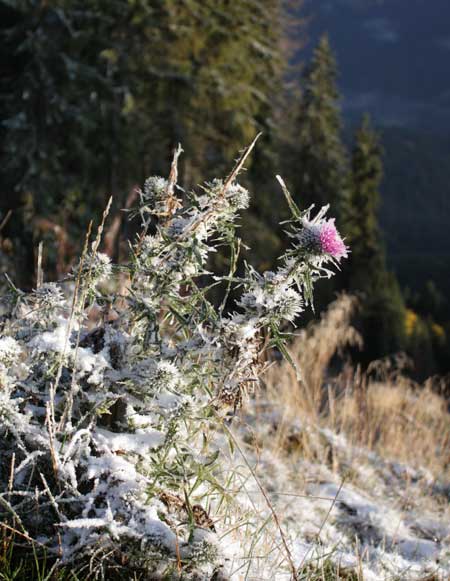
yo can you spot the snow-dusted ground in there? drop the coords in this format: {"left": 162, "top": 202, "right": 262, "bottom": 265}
{"left": 220, "top": 405, "right": 450, "bottom": 580}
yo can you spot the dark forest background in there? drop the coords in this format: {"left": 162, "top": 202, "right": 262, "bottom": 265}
{"left": 1, "top": 0, "right": 449, "bottom": 381}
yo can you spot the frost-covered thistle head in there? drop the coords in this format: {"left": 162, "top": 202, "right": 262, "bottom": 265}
{"left": 131, "top": 359, "right": 182, "bottom": 396}
{"left": 297, "top": 217, "right": 347, "bottom": 260}
{"left": 31, "top": 282, "right": 65, "bottom": 310}
{"left": 142, "top": 176, "right": 169, "bottom": 214}
{"left": 139, "top": 234, "right": 162, "bottom": 259}
{"left": 73, "top": 250, "right": 112, "bottom": 283}
{"left": 0, "top": 336, "right": 21, "bottom": 367}
{"left": 206, "top": 179, "right": 250, "bottom": 211}
{"left": 144, "top": 176, "right": 167, "bottom": 199}
{"left": 276, "top": 287, "right": 305, "bottom": 322}
{"left": 239, "top": 283, "right": 303, "bottom": 324}
{"left": 225, "top": 182, "right": 250, "bottom": 210}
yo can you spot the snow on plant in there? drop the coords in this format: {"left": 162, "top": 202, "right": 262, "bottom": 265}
{"left": 0, "top": 140, "right": 347, "bottom": 579}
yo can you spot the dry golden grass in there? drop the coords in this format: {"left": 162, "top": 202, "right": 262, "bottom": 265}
{"left": 262, "top": 294, "right": 450, "bottom": 480}
{"left": 329, "top": 371, "right": 450, "bottom": 479}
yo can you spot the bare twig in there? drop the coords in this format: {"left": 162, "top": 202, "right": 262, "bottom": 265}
{"left": 166, "top": 144, "right": 183, "bottom": 216}
{"left": 36, "top": 241, "right": 44, "bottom": 288}
{"left": 7, "top": 454, "right": 15, "bottom": 497}
{"left": 0, "top": 209, "right": 12, "bottom": 233}
{"left": 221, "top": 133, "right": 262, "bottom": 197}
{"left": 0, "top": 522, "right": 46, "bottom": 548}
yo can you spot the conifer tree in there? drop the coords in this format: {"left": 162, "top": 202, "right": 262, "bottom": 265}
{"left": 284, "top": 35, "right": 349, "bottom": 310}
{"left": 344, "top": 115, "right": 384, "bottom": 288}
{"left": 344, "top": 115, "right": 406, "bottom": 359}
{"left": 290, "top": 35, "right": 349, "bottom": 211}
{"left": 0, "top": 0, "right": 291, "bottom": 284}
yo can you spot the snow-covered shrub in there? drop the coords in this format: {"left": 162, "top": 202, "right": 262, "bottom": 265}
{"left": 0, "top": 143, "right": 347, "bottom": 579}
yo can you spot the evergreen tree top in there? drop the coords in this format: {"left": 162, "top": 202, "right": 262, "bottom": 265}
{"left": 302, "top": 34, "right": 339, "bottom": 105}
{"left": 351, "top": 114, "right": 383, "bottom": 214}
{"left": 291, "top": 34, "right": 349, "bottom": 210}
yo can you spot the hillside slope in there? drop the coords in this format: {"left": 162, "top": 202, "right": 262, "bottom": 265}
{"left": 226, "top": 406, "right": 450, "bottom": 580}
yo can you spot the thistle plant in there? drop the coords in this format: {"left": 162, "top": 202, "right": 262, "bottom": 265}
{"left": 0, "top": 141, "right": 347, "bottom": 579}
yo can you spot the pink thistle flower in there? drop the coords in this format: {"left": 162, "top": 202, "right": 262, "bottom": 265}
{"left": 297, "top": 217, "right": 348, "bottom": 260}
{"left": 318, "top": 219, "right": 348, "bottom": 259}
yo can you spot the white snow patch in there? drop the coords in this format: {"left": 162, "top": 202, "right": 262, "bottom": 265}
{"left": 94, "top": 427, "right": 164, "bottom": 454}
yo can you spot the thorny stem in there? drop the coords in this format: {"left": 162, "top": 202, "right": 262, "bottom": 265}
{"left": 221, "top": 133, "right": 262, "bottom": 197}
